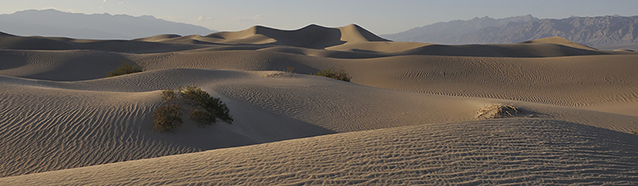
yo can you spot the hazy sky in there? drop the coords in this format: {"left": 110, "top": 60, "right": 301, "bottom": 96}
{"left": 1, "top": 0, "right": 637, "bottom": 34}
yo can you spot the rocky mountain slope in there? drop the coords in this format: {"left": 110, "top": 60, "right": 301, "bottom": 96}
{"left": 383, "top": 15, "right": 638, "bottom": 50}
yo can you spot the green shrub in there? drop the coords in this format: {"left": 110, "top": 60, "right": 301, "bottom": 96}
{"left": 107, "top": 62, "right": 144, "bottom": 77}
{"left": 179, "top": 86, "right": 211, "bottom": 106}
{"left": 313, "top": 67, "right": 351, "bottom": 82}
{"left": 189, "top": 109, "right": 216, "bottom": 125}
{"left": 153, "top": 104, "right": 183, "bottom": 132}
{"left": 179, "top": 86, "right": 233, "bottom": 124}
{"left": 152, "top": 86, "right": 232, "bottom": 132}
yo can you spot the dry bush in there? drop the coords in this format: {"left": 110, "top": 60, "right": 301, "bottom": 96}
{"left": 476, "top": 104, "right": 520, "bottom": 120}
{"left": 313, "top": 67, "right": 351, "bottom": 82}
{"left": 153, "top": 104, "right": 183, "bottom": 132}
{"left": 286, "top": 66, "right": 295, "bottom": 73}
{"left": 161, "top": 89, "right": 176, "bottom": 102}
{"left": 107, "top": 62, "right": 144, "bottom": 77}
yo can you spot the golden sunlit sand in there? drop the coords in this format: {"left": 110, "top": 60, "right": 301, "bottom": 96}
{"left": 1, "top": 24, "right": 637, "bottom": 185}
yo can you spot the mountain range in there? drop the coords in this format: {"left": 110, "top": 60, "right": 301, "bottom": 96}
{"left": 0, "top": 9, "right": 214, "bottom": 40}
{"left": 382, "top": 15, "right": 638, "bottom": 50}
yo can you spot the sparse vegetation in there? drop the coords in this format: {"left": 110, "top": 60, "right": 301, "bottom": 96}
{"left": 632, "top": 129, "right": 638, "bottom": 135}
{"left": 476, "top": 104, "right": 520, "bottom": 120}
{"left": 179, "top": 86, "right": 233, "bottom": 124}
{"left": 189, "top": 109, "right": 216, "bottom": 125}
{"left": 153, "top": 104, "right": 183, "bottom": 132}
{"left": 286, "top": 67, "right": 295, "bottom": 73}
{"left": 161, "top": 89, "right": 176, "bottom": 102}
{"left": 313, "top": 66, "right": 351, "bottom": 82}
{"left": 107, "top": 62, "right": 144, "bottom": 77}
{"left": 153, "top": 86, "right": 233, "bottom": 132}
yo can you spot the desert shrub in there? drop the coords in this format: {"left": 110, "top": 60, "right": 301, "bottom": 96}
{"left": 189, "top": 109, "right": 216, "bottom": 125}
{"left": 152, "top": 86, "right": 232, "bottom": 132}
{"left": 476, "top": 104, "right": 520, "bottom": 120}
{"left": 632, "top": 129, "right": 638, "bottom": 135}
{"left": 313, "top": 67, "right": 351, "bottom": 82}
{"left": 153, "top": 104, "right": 183, "bottom": 132}
{"left": 286, "top": 66, "right": 295, "bottom": 73}
{"left": 161, "top": 89, "right": 177, "bottom": 102}
{"left": 178, "top": 86, "right": 233, "bottom": 124}
{"left": 179, "top": 86, "right": 211, "bottom": 106}
{"left": 107, "top": 62, "right": 144, "bottom": 77}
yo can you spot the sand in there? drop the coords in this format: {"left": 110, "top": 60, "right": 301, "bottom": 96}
{"left": 1, "top": 24, "right": 637, "bottom": 184}
{"left": 3, "top": 118, "right": 637, "bottom": 185}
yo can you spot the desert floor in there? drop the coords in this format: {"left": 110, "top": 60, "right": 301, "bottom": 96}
{"left": 1, "top": 24, "right": 637, "bottom": 185}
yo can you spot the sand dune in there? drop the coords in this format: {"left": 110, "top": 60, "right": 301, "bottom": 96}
{"left": 5, "top": 48, "right": 636, "bottom": 108}
{"left": 133, "top": 34, "right": 182, "bottom": 42}
{"left": 0, "top": 33, "right": 77, "bottom": 50}
{"left": 522, "top": 36, "right": 599, "bottom": 51}
{"left": 1, "top": 24, "right": 637, "bottom": 184}
{"left": 395, "top": 42, "right": 608, "bottom": 57}
{"left": 204, "top": 24, "right": 388, "bottom": 48}
{"left": 0, "top": 69, "right": 480, "bottom": 177}
{"left": 1, "top": 68, "right": 637, "bottom": 178}
{"left": 2, "top": 118, "right": 636, "bottom": 185}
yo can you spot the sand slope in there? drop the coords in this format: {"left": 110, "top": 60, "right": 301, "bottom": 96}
{"left": 521, "top": 36, "right": 599, "bottom": 51}
{"left": 3, "top": 49, "right": 637, "bottom": 109}
{"left": 2, "top": 118, "right": 636, "bottom": 185}
{"left": 1, "top": 68, "right": 637, "bottom": 178}
{"left": 0, "top": 70, "right": 332, "bottom": 177}
{"left": 0, "top": 33, "right": 77, "bottom": 50}
{"left": 0, "top": 68, "right": 477, "bottom": 177}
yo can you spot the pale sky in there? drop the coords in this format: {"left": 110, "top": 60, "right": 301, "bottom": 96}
{"left": 1, "top": 0, "right": 637, "bottom": 34}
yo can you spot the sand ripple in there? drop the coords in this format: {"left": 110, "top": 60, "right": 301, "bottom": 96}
{"left": 2, "top": 119, "right": 636, "bottom": 185}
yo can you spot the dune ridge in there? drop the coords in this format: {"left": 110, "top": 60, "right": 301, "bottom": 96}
{"left": 4, "top": 49, "right": 636, "bottom": 108}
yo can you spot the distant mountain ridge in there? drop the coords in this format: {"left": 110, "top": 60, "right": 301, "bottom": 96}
{"left": 383, "top": 15, "right": 638, "bottom": 50}
{"left": 383, "top": 15, "right": 538, "bottom": 44}
{"left": 0, "top": 9, "right": 215, "bottom": 39}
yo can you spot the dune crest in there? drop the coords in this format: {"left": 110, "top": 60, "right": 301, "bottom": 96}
{"left": 522, "top": 36, "right": 598, "bottom": 50}
{"left": 0, "top": 31, "right": 16, "bottom": 37}
{"left": 204, "top": 24, "right": 388, "bottom": 48}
